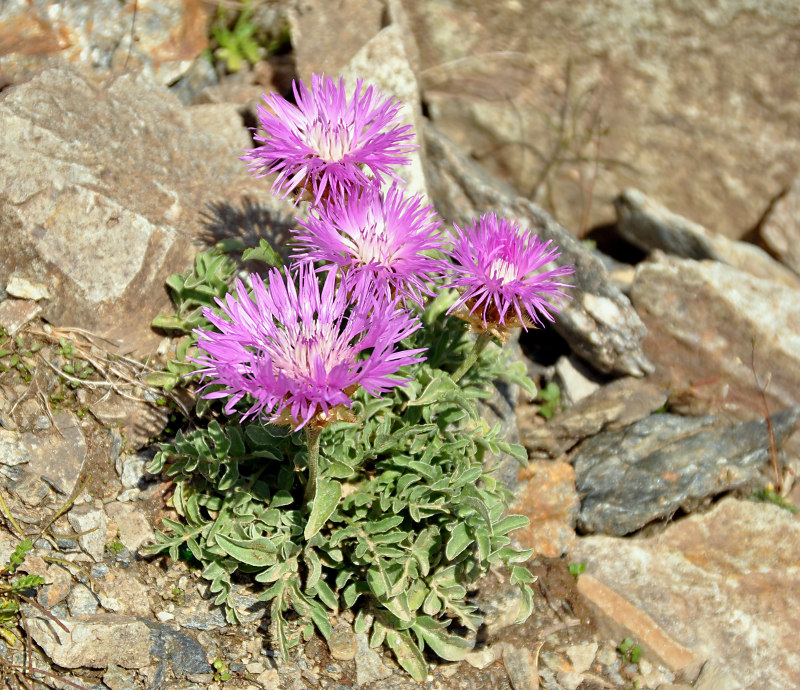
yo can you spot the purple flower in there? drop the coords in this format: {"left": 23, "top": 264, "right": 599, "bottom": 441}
{"left": 292, "top": 184, "right": 445, "bottom": 306}
{"left": 241, "top": 74, "right": 416, "bottom": 205}
{"left": 444, "top": 213, "right": 574, "bottom": 331}
{"left": 192, "top": 265, "right": 425, "bottom": 430}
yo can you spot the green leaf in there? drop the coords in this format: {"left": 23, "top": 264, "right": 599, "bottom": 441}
{"left": 214, "top": 534, "right": 276, "bottom": 567}
{"left": 493, "top": 514, "right": 530, "bottom": 536}
{"left": 385, "top": 628, "right": 427, "bottom": 682}
{"left": 412, "top": 616, "right": 472, "bottom": 661}
{"left": 304, "top": 478, "right": 342, "bottom": 540}
{"left": 445, "top": 523, "right": 471, "bottom": 560}
{"left": 242, "top": 239, "right": 283, "bottom": 268}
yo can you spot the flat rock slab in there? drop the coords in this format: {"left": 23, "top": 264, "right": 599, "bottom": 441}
{"left": 572, "top": 498, "right": 800, "bottom": 690}
{"left": 631, "top": 254, "right": 800, "bottom": 422}
{"left": 0, "top": 65, "right": 292, "bottom": 357}
{"left": 574, "top": 408, "right": 800, "bottom": 535}
{"left": 19, "top": 411, "right": 86, "bottom": 498}
{"left": 28, "top": 614, "right": 152, "bottom": 669}
{"left": 760, "top": 173, "right": 800, "bottom": 274}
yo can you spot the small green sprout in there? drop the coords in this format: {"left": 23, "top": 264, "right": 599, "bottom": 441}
{"left": 213, "top": 659, "right": 232, "bottom": 682}
{"left": 751, "top": 485, "right": 798, "bottom": 514}
{"left": 537, "top": 381, "right": 562, "bottom": 419}
{"left": 568, "top": 561, "right": 586, "bottom": 579}
{"left": 105, "top": 541, "right": 125, "bottom": 555}
{"left": 619, "top": 637, "right": 643, "bottom": 664}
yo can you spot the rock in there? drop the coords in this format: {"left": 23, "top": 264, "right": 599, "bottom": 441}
{"left": 89, "top": 394, "right": 168, "bottom": 452}
{"left": 19, "top": 411, "right": 86, "bottom": 497}
{"left": 573, "top": 499, "right": 800, "bottom": 689}
{"left": 502, "top": 645, "right": 538, "bottom": 690}
{"left": 694, "top": 660, "right": 742, "bottom": 690}
{"left": 147, "top": 621, "right": 212, "bottom": 677}
{"left": 0, "top": 65, "right": 293, "bottom": 358}
{"left": 509, "top": 460, "right": 578, "bottom": 558}
{"left": 354, "top": 631, "right": 392, "bottom": 686}
{"left": 554, "top": 355, "right": 601, "bottom": 405}
{"left": 105, "top": 502, "right": 155, "bottom": 554}
{"left": 67, "top": 583, "right": 100, "bottom": 617}
{"left": 0, "top": 298, "right": 41, "bottom": 336}
{"left": 175, "top": 587, "right": 266, "bottom": 630}
{"left": 406, "top": 0, "right": 800, "bottom": 240}
{"left": 341, "top": 23, "right": 428, "bottom": 200}
{"left": 566, "top": 642, "right": 598, "bottom": 674}
{"left": 255, "top": 668, "right": 280, "bottom": 690}
{"left": 287, "top": 0, "right": 385, "bottom": 83}
{"left": 67, "top": 503, "right": 109, "bottom": 562}
{"left": 6, "top": 275, "right": 51, "bottom": 300}
{"left": 37, "top": 564, "right": 72, "bottom": 609}
{"left": 614, "top": 189, "right": 800, "bottom": 288}
{"left": 480, "top": 585, "right": 524, "bottom": 638}
{"left": 465, "top": 643, "right": 504, "bottom": 669}
{"left": 0, "top": 428, "right": 29, "bottom": 467}
{"left": 521, "top": 377, "right": 668, "bottom": 459}
{"left": 424, "top": 121, "right": 652, "bottom": 377}
{"left": 631, "top": 254, "right": 800, "bottom": 421}
{"left": 27, "top": 614, "right": 152, "bottom": 669}
{"left": 95, "top": 567, "right": 151, "bottom": 617}
{"left": 103, "top": 664, "right": 141, "bottom": 690}
{"left": 327, "top": 624, "right": 358, "bottom": 661}
{"left": 760, "top": 173, "right": 800, "bottom": 274}
{"left": 0, "top": 0, "right": 210, "bottom": 86}
{"left": 574, "top": 408, "right": 800, "bottom": 535}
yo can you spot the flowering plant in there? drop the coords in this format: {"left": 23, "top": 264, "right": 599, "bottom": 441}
{"left": 148, "top": 74, "right": 573, "bottom": 680}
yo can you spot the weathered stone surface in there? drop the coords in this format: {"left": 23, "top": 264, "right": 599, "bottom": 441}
{"left": 67, "top": 583, "right": 99, "bottom": 617}
{"left": 28, "top": 614, "right": 152, "bottom": 668}
{"left": 19, "top": 411, "right": 86, "bottom": 497}
{"left": 327, "top": 624, "right": 358, "bottom": 661}
{"left": 90, "top": 392, "right": 168, "bottom": 451}
{"left": 405, "top": 0, "right": 800, "bottom": 240}
{"left": 96, "top": 567, "right": 151, "bottom": 617}
{"left": 67, "top": 503, "right": 108, "bottom": 562}
{"left": 288, "top": 0, "right": 385, "bottom": 83}
{"left": 615, "top": 189, "right": 800, "bottom": 288}
{"left": 0, "top": 427, "right": 29, "bottom": 467}
{"left": 760, "top": 173, "right": 800, "bottom": 275}
{"left": 341, "top": 23, "right": 428, "bottom": 200}
{"left": 0, "top": 298, "right": 41, "bottom": 336}
{"left": 355, "top": 631, "right": 392, "bottom": 686}
{"left": 0, "top": 65, "right": 293, "bottom": 357}
{"left": 522, "top": 377, "right": 668, "bottom": 459}
{"left": 631, "top": 254, "right": 800, "bottom": 420}
{"left": 424, "top": 121, "right": 651, "bottom": 377}
{"left": 502, "top": 645, "right": 538, "bottom": 690}
{"left": 0, "top": 0, "right": 209, "bottom": 86}
{"left": 510, "top": 461, "right": 578, "bottom": 558}
{"left": 572, "top": 499, "right": 800, "bottom": 689}
{"left": 147, "top": 621, "right": 211, "bottom": 676}
{"left": 6, "top": 275, "right": 51, "bottom": 300}
{"left": 574, "top": 408, "right": 800, "bottom": 535}
{"left": 105, "top": 501, "right": 155, "bottom": 553}
{"left": 554, "top": 355, "right": 601, "bottom": 406}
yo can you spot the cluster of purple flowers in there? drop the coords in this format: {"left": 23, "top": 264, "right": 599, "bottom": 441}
{"left": 195, "top": 74, "right": 574, "bottom": 429}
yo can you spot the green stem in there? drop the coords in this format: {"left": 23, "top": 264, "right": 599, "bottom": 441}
{"left": 303, "top": 425, "right": 323, "bottom": 506}
{"left": 451, "top": 331, "right": 494, "bottom": 383}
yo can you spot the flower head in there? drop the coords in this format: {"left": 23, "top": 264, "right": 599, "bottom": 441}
{"left": 192, "top": 265, "right": 425, "bottom": 430}
{"left": 444, "top": 213, "right": 574, "bottom": 332}
{"left": 241, "top": 74, "right": 416, "bottom": 205}
{"left": 292, "top": 184, "right": 445, "bottom": 305}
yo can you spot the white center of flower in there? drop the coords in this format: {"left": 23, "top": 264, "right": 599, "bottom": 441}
{"left": 271, "top": 321, "right": 354, "bottom": 378}
{"left": 354, "top": 218, "right": 392, "bottom": 267}
{"left": 487, "top": 258, "right": 517, "bottom": 284}
{"left": 305, "top": 120, "right": 353, "bottom": 162}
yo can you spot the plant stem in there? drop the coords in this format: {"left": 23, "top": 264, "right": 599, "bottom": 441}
{"left": 303, "top": 425, "right": 322, "bottom": 506}
{"left": 451, "top": 331, "right": 494, "bottom": 383}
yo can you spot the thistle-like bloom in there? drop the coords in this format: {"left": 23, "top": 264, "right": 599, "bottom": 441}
{"left": 292, "top": 184, "right": 445, "bottom": 305}
{"left": 444, "top": 213, "right": 574, "bottom": 332}
{"left": 241, "top": 74, "right": 416, "bottom": 205}
{"left": 192, "top": 265, "right": 425, "bottom": 430}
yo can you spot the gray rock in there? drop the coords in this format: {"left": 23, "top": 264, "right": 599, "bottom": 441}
{"left": 0, "top": 0, "right": 209, "bottom": 85}
{"left": 67, "top": 503, "right": 109, "bottom": 562}
{"left": 288, "top": 0, "right": 385, "bottom": 83}
{"left": 90, "top": 394, "right": 168, "bottom": 452}
{"left": 95, "top": 567, "right": 151, "bottom": 617}
{"left": 105, "top": 502, "right": 156, "bottom": 554}
{"left": 522, "top": 377, "right": 668, "bottom": 459}
{"left": 103, "top": 663, "right": 142, "bottom": 690}
{"left": 146, "top": 621, "right": 212, "bottom": 677}
{"left": 67, "top": 583, "right": 100, "bottom": 617}
{"left": 355, "top": 631, "right": 392, "bottom": 686}
{"left": 574, "top": 408, "right": 800, "bottom": 535}
{"left": 19, "top": 411, "right": 86, "bottom": 498}
{"left": 760, "top": 173, "right": 800, "bottom": 275}
{"left": 615, "top": 189, "right": 800, "bottom": 288}
{"left": 0, "top": 65, "right": 294, "bottom": 358}
{"left": 424, "top": 121, "right": 652, "bottom": 378}
{"left": 0, "top": 428, "right": 29, "bottom": 466}
{"left": 631, "top": 254, "right": 800, "bottom": 423}
{"left": 502, "top": 645, "right": 538, "bottom": 690}
{"left": 176, "top": 587, "right": 266, "bottom": 630}
{"left": 0, "top": 298, "right": 42, "bottom": 337}
{"left": 572, "top": 499, "right": 800, "bottom": 690}
{"left": 406, "top": 0, "right": 800, "bottom": 240}
{"left": 554, "top": 355, "right": 601, "bottom": 405}
{"left": 327, "top": 624, "right": 358, "bottom": 661}
{"left": 28, "top": 614, "right": 152, "bottom": 669}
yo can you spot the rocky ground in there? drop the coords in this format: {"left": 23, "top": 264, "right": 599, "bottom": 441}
{"left": 1, "top": 1, "right": 800, "bottom": 689}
